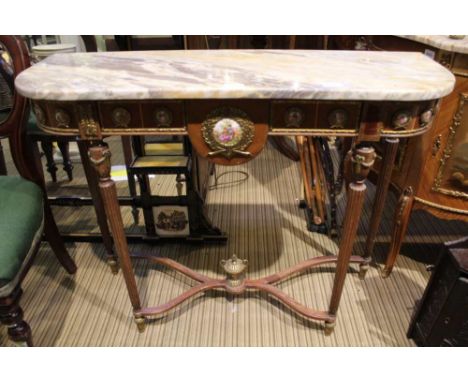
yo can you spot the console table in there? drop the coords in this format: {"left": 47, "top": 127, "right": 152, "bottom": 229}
{"left": 15, "top": 50, "right": 454, "bottom": 333}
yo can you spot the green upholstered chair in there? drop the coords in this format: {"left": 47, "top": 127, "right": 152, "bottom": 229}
{"left": 0, "top": 36, "right": 76, "bottom": 346}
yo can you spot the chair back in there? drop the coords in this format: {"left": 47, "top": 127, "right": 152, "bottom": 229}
{"left": 0, "top": 36, "right": 43, "bottom": 184}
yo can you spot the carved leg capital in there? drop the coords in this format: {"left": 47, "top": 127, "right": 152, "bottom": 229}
{"left": 77, "top": 139, "right": 116, "bottom": 269}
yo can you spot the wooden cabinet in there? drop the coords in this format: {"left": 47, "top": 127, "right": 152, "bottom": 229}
{"left": 408, "top": 237, "right": 468, "bottom": 346}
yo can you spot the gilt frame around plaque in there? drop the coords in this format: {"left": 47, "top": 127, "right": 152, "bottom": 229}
{"left": 201, "top": 107, "right": 255, "bottom": 159}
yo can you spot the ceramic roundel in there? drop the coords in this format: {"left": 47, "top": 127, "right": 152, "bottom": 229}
{"left": 212, "top": 118, "right": 243, "bottom": 147}
{"left": 201, "top": 107, "right": 254, "bottom": 159}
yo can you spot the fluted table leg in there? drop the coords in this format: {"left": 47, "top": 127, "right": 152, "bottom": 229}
{"left": 382, "top": 187, "right": 414, "bottom": 277}
{"left": 326, "top": 145, "right": 375, "bottom": 334}
{"left": 77, "top": 140, "right": 117, "bottom": 273}
{"left": 364, "top": 138, "right": 399, "bottom": 269}
{"left": 88, "top": 142, "right": 143, "bottom": 330}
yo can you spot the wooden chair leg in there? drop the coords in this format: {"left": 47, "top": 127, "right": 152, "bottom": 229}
{"left": 43, "top": 200, "right": 77, "bottom": 274}
{"left": 41, "top": 140, "right": 57, "bottom": 182}
{"left": 57, "top": 141, "right": 74, "bottom": 181}
{"left": 137, "top": 173, "right": 156, "bottom": 235}
{"left": 0, "top": 139, "right": 7, "bottom": 175}
{"left": 0, "top": 288, "right": 33, "bottom": 346}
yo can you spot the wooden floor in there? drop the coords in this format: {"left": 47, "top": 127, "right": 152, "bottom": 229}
{"left": 1, "top": 137, "right": 467, "bottom": 346}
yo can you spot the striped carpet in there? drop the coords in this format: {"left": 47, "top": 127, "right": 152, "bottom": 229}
{"left": 1, "top": 137, "right": 467, "bottom": 346}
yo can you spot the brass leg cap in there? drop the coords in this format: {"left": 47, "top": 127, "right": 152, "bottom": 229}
{"left": 134, "top": 316, "right": 146, "bottom": 333}
{"left": 324, "top": 321, "right": 336, "bottom": 336}
{"left": 108, "top": 259, "right": 119, "bottom": 275}
{"left": 358, "top": 263, "right": 369, "bottom": 280}
{"left": 381, "top": 267, "right": 392, "bottom": 278}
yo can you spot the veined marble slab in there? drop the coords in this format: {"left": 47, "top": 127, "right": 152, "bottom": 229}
{"left": 15, "top": 50, "right": 455, "bottom": 102}
{"left": 398, "top": 35, "right": 468, "bottom": 54}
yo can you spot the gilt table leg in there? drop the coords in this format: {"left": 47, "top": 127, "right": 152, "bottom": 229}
{"left": 88, "top": 142, "right": 143, "bottom": 330}
{"left": 382, "top": 187, "right": 414, "bottom": 277}
{"left": 77, "top": 140, "right": 117, "bottom": 273}
{"left": 326, "top": 145, "right": 375, "bottom": 334}
{"left": 364, "top": 138, "right": 399, "bottom": 270}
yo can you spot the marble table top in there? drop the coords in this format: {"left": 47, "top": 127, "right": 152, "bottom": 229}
{"left": 398, "top": 35, "right": 468, "bottom": 54}
{"left": 15, "top": 50, "right": 455, "bottom": 102}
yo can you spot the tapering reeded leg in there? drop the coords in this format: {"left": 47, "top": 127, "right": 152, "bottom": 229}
{"left": 364, "top": 138, "right": 399, "bottom": 268}
{"left": 88, "top": 142, "right": 143, "bottom": 330}
{"left": 327, "top": 145, "right": 375, "bottom": 333}
{"left": 382, "top": 187, "right": 414, "bottom": 278}
{"left": 77, "top": 140, "right": 117, "bottom": 273}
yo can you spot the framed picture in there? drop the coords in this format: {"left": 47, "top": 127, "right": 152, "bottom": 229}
{"left": 153, "top": 205, "right": 190, "bottom": 237}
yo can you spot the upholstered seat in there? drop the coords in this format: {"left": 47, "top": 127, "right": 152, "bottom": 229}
{"left": 0, "top": 176, "right": 43, "bottom": 292}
